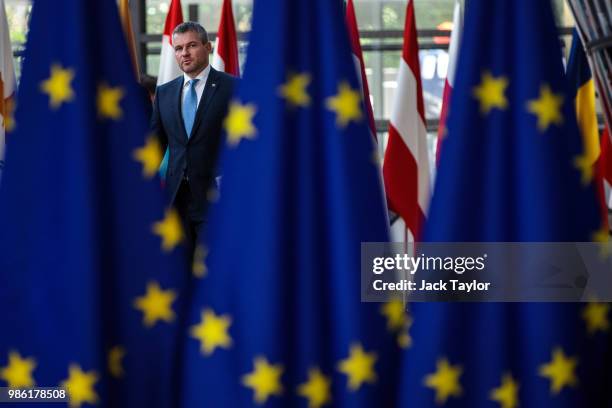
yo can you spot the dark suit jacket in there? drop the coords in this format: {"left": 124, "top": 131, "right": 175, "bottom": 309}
{"left": 151, "top": 67, "right": 235, "bottom": 221}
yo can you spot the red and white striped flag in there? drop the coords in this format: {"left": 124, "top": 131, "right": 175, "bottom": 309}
{"left": 0, "top": 0, "right": 15, "bottom": 165}
{"left": 383, "top": 0, "right": 430, "bottom": 241}
{"left": 345, "top": 0, "right": 376, "bottom": 139}
{"left": 436, "top": 0, "right": 462, "bottom": 165}
{"left": 157, "top": 0, "right": 183, "bottom": 85}
{"left": 212, "top": 0, "right": 240, "bottom": 76}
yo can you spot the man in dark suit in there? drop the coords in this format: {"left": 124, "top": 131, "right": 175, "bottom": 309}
{"left": 151, "top": 22, "right": 235, "bottom": 252}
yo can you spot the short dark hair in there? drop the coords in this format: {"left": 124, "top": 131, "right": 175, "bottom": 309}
{"left": 172, "top": 22, "right": 209, "bottom": 44}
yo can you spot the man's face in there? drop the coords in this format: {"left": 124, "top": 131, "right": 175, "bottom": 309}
{"left": 173, "top": 31, "right": 211, "bottom": 77}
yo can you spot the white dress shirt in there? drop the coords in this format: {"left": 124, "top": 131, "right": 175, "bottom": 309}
{"left": 181, "top": 64, "right": 210, "bottom": 109}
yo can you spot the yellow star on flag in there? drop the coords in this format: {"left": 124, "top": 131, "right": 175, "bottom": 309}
{"left": 225, "top": 100, "right": 257, "bottom": 147}
{"left": 133, "top": 281, "right": 177, "bottom": 327}
{"left": 490, "top": 373, "right": 519, "bottom": 408}
{"left": 337, "top": 343, "right": 377, "bottom": 391}
{"left": 380, "top": 299, "right": 407, "bottom": 331}
{"left": 152, "top": 208, "right": 184, "bottom": 252}
{"left": 539, "top": 347, "right": 578, "bottom": 394}
{"left": 592, "top": 227, "right": 610, "bottom": 258}
{"left": 133, "top": 135, "right": 163, "bottom": 179}
{"left": 40, "top": 64, "right": 75, "bottom": 109}
{"left": 397, "top": 318, "right": 413, "bottom": 349}
{"left": 278, "top": 73, "right": 311, "bottom": 107}
{"left": 190, "top": 308, "right": 232, "bottom": 355}
{"left": 297, "top": 368, "right": 332, "bottom": 408}
{"left": 192, "top": 244, "right": 208, "bottom": 278}
{"left": 325, "top": 81, "right": 362, "bottom": 128}
{"left": 527, "top": 85, "right": 564, "bottom": 132}
{"left": 61, "top": 364, "right": 99, "bottom": 408}
{"left": 573, "top": 154, "right": 595, "bottom": 186}
{"left": 424, "top": 358, "right": 463, "bottom": 404}
{"left": 472, "top": 71, "right": 509, "bottom": 114}
{"left": 0, "top": 351, "right": 36, "bottom": 388}
{"left": 582, "top": 302, "right": 610, "bottom": 334}
{"left": 242, "top": 356, "right": 284, "bottom": 404}
{"left": 108, "top": 346, "right": 126, "bottom": 378}
{"left": 97, "top": 83, "right": 124, "bottom": 120}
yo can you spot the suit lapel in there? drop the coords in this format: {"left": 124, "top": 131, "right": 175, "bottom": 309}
{"left": 189, "top": 67, "right": 220, "bottom": 141}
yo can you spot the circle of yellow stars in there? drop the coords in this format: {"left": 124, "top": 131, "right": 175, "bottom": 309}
{"left": 27, "top": 60, "right": 609, "bottom": 408}
{"left": 39, "top": 63, "right": 182, "bottom": 255}
{"left": 234, "top": 342, "right": 379, "bottom": 406}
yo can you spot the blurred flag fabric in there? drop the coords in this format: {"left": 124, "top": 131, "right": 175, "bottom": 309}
{"left": 119, "top": 0, "right": 141, "bottom": 82}
{"left": 346, "top": 0, "right": 376, "bottom": 141}
{"left": 383, "top": 0, "right": 431, "bottom": 242}
{"left": 400, "top": 0, "right": 610, "bottom": 407}
{"left": 177, "top": 0, "right": 402, "bottom": 406}
{"left": 0, "top": 0, "right": 15, "bottom": 172}
{"left": 602, "top": 127, "right": 612, "bottom": 208}
{"left": 0, "top": 0, "right": 189, "bottom": 406}
{"left": 567, "top": 29, "right": 609, "bottom": 232}
{"left": 435, "top": 0, "right": 462, "bottom": 165}
{"left": 157, "top": 0, "right": 184, "bottom": 179}
{"left": 211, "top": 0, "right": 240, "bottom": 77}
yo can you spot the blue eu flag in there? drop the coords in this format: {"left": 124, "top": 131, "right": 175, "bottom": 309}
{"left": 0, "top": 0, "right": 188, "bottom": 406}
{"left": 178, "top": 0, "right": 402, "bottom": 406}
{"left": 400, "top": 0, "right": 609, "bottom": 407}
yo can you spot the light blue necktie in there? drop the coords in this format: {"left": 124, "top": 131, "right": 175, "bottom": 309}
{"left": 182, "top": 78, "right": 200, "bottom": 138}
{"left": 159, "top": 78, "right": 200, "bottom": 179}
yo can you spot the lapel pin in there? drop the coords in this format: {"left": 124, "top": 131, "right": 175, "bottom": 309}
{"left": 212, "top": 83, "right": 217, "bottom": 87}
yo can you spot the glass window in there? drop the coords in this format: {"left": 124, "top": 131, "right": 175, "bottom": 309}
{"left": 146, "top": 0, "right": 252, "bottom": 35}
{"left": 5, "top": 0, "right": 31, "bottom": 81}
